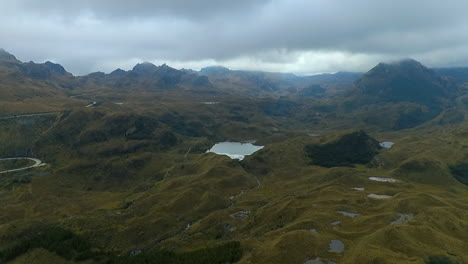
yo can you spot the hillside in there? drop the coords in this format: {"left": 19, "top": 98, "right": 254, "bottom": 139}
{"left": 434, "top": 67, "right": 468, "bottom": 85}
{"left": 0, "top": 51, "right": 467, "bottom": 264}
{"left": 76, "top": 63, "right": 218, "bottom": 94}
{"left": 200, "top": 66, "right": 360, "bottom": 97}
{"left": 0, "top": 50, "right": 79, "bottom": 115}
{"left": 354, "top": 59, "right": 458, "bottom": 106}
{"left": 341, "top": 59, "right": 462, "bottom": 130}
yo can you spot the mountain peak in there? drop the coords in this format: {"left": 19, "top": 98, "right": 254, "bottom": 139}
{"left": 370, "top": 58, "right": 426, "bottom": 73}
{"left": 0, "top": 48, "right": 18, "bottom": 61}
{"left": 44, "top": 61, "right": 67, "bottom": 75}
{"left": 132, "top": 62, "right": 158, "bottom": 74}
{"left": 200, "top": 66, "right": 231, "bottom": 75}
{"left": 392, "top": 58, "right": 422, "bottom": 65}
{"left": 157, "top": 63, "right": 178, "bottom": 74}
{"left": 109, "top": 68, "right": 126, "bottom": 76}
{"left": 355, "top": 59, "right": 457, "bottom": 105}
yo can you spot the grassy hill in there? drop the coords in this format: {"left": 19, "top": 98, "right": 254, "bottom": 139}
{"left": 0, "top": 52, "right": 467, "bottom": 264}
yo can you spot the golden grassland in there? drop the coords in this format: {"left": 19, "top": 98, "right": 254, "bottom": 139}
{"left": 0, "top": 91, "right": 467, "bottom": 264}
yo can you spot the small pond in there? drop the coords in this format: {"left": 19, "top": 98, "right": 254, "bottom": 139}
{"left": 207, "top": 142, "right": 264, "bottom": 160}
{"left": 380, "top": 142, "right": 394, "bottom": 149}
{"left": 368, "top": 193, "right": 392, "bottom": 199}
{"left": 328, "top": 240, "right": 345, "bottom": 253}
{"left": 369, "top": 177, "right": 399, "bottom": 183}
{"left": 337, "top": 211, "right": 359, "bottom": 218}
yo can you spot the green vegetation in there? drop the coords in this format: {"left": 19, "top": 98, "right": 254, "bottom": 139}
{"left": 425, "top": 255, "right": 457, "bottom": 264}
{"left": 0, "top": 158, "right": 34, "bottom": 171}
{"left": 111, "top": 241, "right": 242, "bottom": 264}
{"left": 304, "top": 130, "right": 381, "bottom": 167}
{"left": 0, "top": 226, "right": 94, "bottom": 262}
{"left": 0, "top": 52, "right": 468, "bottom": 264}
{"left": 449, "top": 162, "right": 468, "bottom": 185}
{"left": 0, "top": 226, "right": 242, "bottom": 264}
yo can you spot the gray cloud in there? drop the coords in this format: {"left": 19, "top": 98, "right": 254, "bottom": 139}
{"left": 2, "top": 0, "right": 468, "bottom": 75}
{"left": 9, "top": 0, "right": 268, "bottom": 20}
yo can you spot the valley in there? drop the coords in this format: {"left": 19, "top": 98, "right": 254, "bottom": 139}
{"left": 0, "top": 50, "right": 467, "bottom": 264}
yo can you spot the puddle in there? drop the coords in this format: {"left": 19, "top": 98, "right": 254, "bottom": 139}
{"left": 368, "top": 193, "right": 392, "bottom": 199}
{"left": 391, "top": 213, "right": 413, "bottom": 225}
{"left": 309, "top": 228, "right": 318, "bottom": 234}
{"left": 337, "top": 211, "right": 359, "bottom": 218}
{"left": 328, "top": 240, "right": 345, "bottom": 253}
{"left": 207, "top": 142, "right": 264, "bottom": 160}
{"left": 369, "top": 177, "right": 399, "bottom": 183}
{"left": 380, "top": 142, "right": 395, "bottom": 149}
{"left": 202, "top": 102, "right": 219, "bottom": 105}
{"left": 351, "top": 187, "right": 365, "bottom": 191}
{"left": 331, "top": 220, "right": 341, "bottom": 225}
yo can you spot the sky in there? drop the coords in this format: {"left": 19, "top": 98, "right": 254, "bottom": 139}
{"left": 2, "top": 0, "right": 468, "bottom": 76}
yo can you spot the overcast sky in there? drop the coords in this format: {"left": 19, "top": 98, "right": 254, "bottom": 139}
{"left": 2, "top": 0, "right": 468, "bottom": 75}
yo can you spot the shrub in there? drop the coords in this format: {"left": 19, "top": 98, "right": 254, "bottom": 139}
{"left": 305, "top": 130, "right": 381, "bottom": 167}
{"left": 0, "top": 226, "right": 242, "bottom": 264}
{"left": 111, "top": 241, "right": 243, "bottom": 264}
{"left": 425, "top": 255, "right": 457, "bottom": 264}
{"left": 0, "top": 226, "right": 94, "bottom": 262}
{"left": 449, "top": 162, "right": 468, "bottom": 185}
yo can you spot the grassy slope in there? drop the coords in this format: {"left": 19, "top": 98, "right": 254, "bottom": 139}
{"left": 0, "top": 90, "right": 467, "bottom": 264}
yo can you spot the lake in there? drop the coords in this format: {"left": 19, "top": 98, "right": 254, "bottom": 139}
{"left": 380, "top": 141, "right": 394, "bottom": 149}
{"left": 207, "top": 142, "right": 264, "bottom": 160}
{"left": 328, "top": 240, "right": 345, "bottom": 253}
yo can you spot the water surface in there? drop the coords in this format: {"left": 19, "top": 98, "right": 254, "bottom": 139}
{"left": 380, "top": 142, "right": 394, "bottom": 149}
{"left": 337, "top": 211, "right": 359, "bottom": 218}
{"left": 368, "top": 193, "right": 392, "bottom": 199}
{"left": 369, "top": 177, "right": 399, "bottom": 183}
{"left": 207, "top": 142, "right": 264, "bottom": 160}
{"left": 328, "top": 240, "right": 345, "bottom": 253}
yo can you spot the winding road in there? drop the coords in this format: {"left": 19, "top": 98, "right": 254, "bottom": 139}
{"left": 0, "top": 157, "right": 44, "bottom": 174}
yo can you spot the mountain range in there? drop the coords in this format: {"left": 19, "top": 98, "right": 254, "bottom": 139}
{"left": 0, "top": 49, "right": 467, "bottom": 264}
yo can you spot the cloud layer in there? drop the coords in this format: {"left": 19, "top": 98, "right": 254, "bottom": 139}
{"left": 2, "top": 0, "right": 468, "bottom": 75}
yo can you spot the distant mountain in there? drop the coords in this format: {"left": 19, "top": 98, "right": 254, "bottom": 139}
{"left": 0, "top": 49, "right": 362, "bottom": 99}
{"left": 200, "top": 66, "right": 297, "bottom": 95}
{"left": 0, "top": 49, "right": 72, "bottom": 81}
{"left": 0, "top": 50, "right": 218, "bottom": 96}
{"left": 200, "top": 66, "right": 359, "bottom": 96}
{"left": 0, "top": 48, "right": 17, "bottom": 61}
{"left": 345, "top": 59, "right": 461, "bottom": 130}
{"left": 0, "top": 49, "right": 72, "bottom": 101}
{"left": 200, "top": 66, "right": 231, "bottom": 75}
{"left": 433, "top": 67, "right": 468, "bottom": 85}
{"left": 303, "top": 71, "right": 361, "bottom": 86}
{"left": 354, "top": 59, "right": 458, "bottom": 106}
{"left": 78, "top": 62, "right": 216, "bottom": 93}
